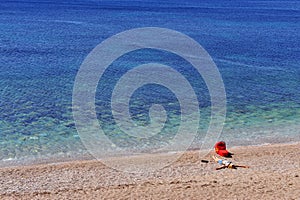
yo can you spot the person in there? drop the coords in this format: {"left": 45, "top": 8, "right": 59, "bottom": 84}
{"left": 212, "top": 155, "right": 249, "bottom": 170}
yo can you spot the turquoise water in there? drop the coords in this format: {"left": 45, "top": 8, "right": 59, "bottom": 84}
{"left": 0, "top": 0, "right": 299, "bottom": 166}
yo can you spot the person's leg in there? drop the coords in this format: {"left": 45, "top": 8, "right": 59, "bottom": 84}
{"left": 212, "top": 155, "right": 219, "bottom": 162}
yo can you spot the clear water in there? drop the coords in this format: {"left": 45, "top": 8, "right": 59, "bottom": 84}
{"left": 0, "top": 0, "right": 299, "bottom": 166}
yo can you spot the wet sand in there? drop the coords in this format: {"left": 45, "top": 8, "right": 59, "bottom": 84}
{"left": 0, "top": 142, "right": 299, "bottom": 199}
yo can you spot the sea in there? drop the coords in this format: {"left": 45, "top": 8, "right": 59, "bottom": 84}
{"left": 0, "top": 0, "right": 299, "bottom": 166}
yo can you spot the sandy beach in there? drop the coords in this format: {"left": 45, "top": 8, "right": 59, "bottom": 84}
{"left": 1, "top": 1, "right": 299, "bottom": 200}
{"left": 0, "top": 142, "right": 299, "bottom": 200}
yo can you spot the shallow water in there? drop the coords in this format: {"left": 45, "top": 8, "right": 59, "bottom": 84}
{"left": 0, "top": 0, "right": 299, "bottom": 165}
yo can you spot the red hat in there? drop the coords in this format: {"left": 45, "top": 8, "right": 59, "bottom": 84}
{"left": 214, "top": 141, "right": 233, "bottom": 157}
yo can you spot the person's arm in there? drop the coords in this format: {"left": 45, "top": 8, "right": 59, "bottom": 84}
{"left": 234, "top": 165, "right": 250, "bottom": 168}
{"left": 216, "top": 165, "right": 226, "bottom": 170}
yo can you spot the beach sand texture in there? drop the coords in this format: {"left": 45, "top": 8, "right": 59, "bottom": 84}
{"left": 0, "top": 143, "right": 299, "bottom": 200}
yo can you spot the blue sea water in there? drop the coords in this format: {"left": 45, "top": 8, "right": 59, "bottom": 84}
{"left": 0, "top": 0, "right": 299, "bottom": 165}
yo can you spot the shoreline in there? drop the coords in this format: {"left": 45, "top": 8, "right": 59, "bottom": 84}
{"left": 1, "top": 137, "right": 299, "bottom": 169}
{"left": 1, "top": 138, "right": 299, "bottom": 169}
{"left": 1, "top": 142, "right": 299, "bottom": 199}
{"left": 1, "top": 113, "right": 299, "bottom": 167}
{"left": 1, "top": 121, "right": 299, "bottom": 168}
